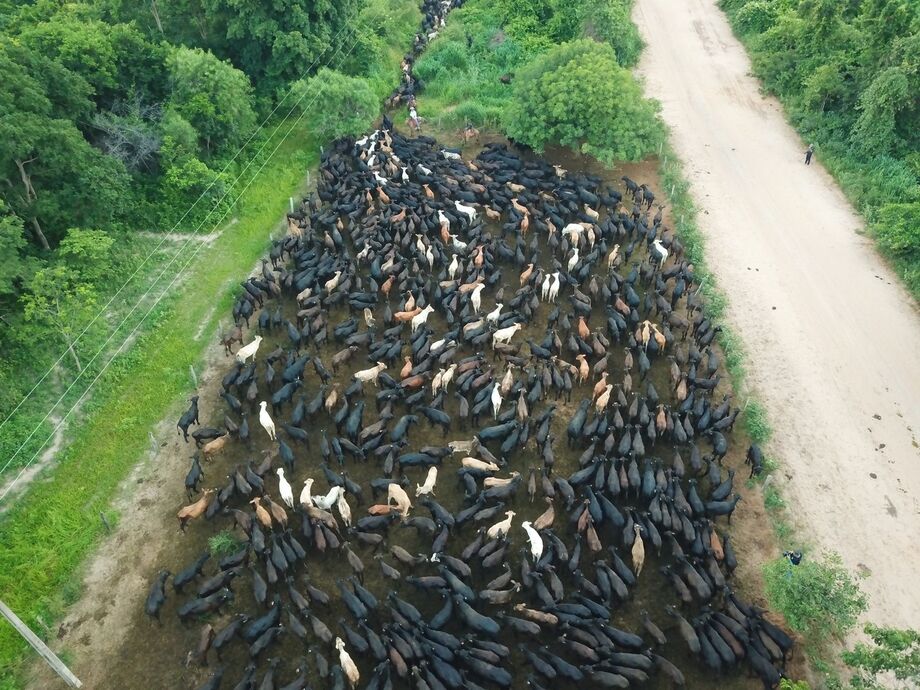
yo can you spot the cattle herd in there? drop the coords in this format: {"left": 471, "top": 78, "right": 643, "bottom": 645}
{"left": 142, "top": 2, "right": 793, "bottom": 689}
{"left": 148, "top": 126, "right": 793, "bottom": 690}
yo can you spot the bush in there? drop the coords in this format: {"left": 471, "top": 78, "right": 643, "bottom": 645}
{"left": 874, "top": 202, "right": 920, "bottom": 256}
{"left": 504, "top": 39, "right": 664, "bottom": 163}
{"left": 582, "top": 0, "right": 643, "bottom": 67}
{"left": 735, "top": 1, "right": 777, "bottom": 34}
{"left": 291, "top": 68, "right": 379, "bottom": 143}
{"left": 763, "top": 552, "right": 867, "bottom": 642}
{"left": 208, "top": 530, "right": 241, "bottom": 556}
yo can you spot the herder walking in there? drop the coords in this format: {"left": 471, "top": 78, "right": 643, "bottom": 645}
{"left": 804, "top": 143, "right": 814, "bottom": 165}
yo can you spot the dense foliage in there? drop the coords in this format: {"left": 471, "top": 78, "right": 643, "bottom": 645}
{"left": 292, "top": 68, "right": 380, "bottom": 142}
{"left": 412, "top": 0, "right": 656, "bottom": 158}
{"left": 505, "top": 39, "right": 664, "bottom": 162}
{"left": 720, "top": 0, "right": 920, "bottom": 296}
{"left": 0, "top": 0, "right": 420, "bottom": 477}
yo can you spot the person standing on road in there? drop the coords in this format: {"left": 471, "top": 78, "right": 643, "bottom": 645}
{"left": 804, "top": 143, "right": 814, "bottom": 165}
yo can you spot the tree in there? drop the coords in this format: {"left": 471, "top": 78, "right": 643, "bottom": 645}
{"left": 762, "top": 552, "right": 867, "bottom": 642}
{"left": 851, "top": 67, "right": 911, "bottom": 156}
{"left": 57, "top": 228, "right": 115, "bottom": 284}
{"left": 504, "top": 39, "right": 664, "bottom": 163}
{"left": 843, "top": 625, "right": 920, "bottom": 689}
{"left": 166, "top": 46, "right": 256, "bottom": 157}
{"left": 803, "top": 62, "right": 848, "bottom": 112}
{"left": 17, "top": 14, "right": 169, "bottom": 109}
{"left": 581, "top": 0, "right": 644, "bottom": 67}
{"left": 0, "top": 202, "right": 27, "bottom": 297}
{"left": 194, "top": 0, "right": 360, "bottom": 94}
{"left": 292, "top": 68, "right": 379, "bottom": 143}
{"left": 0, "top": 43, "right": 130, "bottom": 250}
{"left": 20, "top": 266, "right": 99, "bottom": 372}
{"left": 19, "top": 226, "right": 115, "bottom": 371}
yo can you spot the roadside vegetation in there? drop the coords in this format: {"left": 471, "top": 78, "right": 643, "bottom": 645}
{"left": 718, "top": 0, "right": 920, "bottom": 298}
{"left": 412, "top": 0, "right": 655, "bottom": 149}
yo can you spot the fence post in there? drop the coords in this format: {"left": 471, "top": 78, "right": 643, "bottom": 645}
{"left": 289, "top": 197, "right": 294, "bottom": 214}
{"left": 0, "top": 601, "right": 82, "bottom": 688}
{"left": 148, "top": 431, "right": 158, "bottom": 455}
{"left": 189, "top": 365, "right": 197, "bottom": 388}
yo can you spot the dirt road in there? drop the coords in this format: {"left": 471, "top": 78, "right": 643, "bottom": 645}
{"left": 634, "top": 0, "right": 920, "bottom": 631}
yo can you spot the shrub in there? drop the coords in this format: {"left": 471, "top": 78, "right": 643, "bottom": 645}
{"left": 208, "top": 530, "right": 241, "bottom": 556}
{"left": 735, "top": 1, "right": 777, "bottom": 34}
{"left": 504, "top": 39, "right": 664, "bottom": 163}
{"left": 582, "top": 0, "right": 644, "bottom": 67}
{"left": 291, "top": 68, "right": 379, "bottom": 143}
{"left": 874, "top": 202, "right": 920, "bottom": 257}
{"left": 763, "top": 552, "right": 867, "bottom": 642}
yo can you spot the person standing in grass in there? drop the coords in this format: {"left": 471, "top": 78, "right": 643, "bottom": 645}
{"left": 805, "top": 143, "right": 814, "bottom": 165}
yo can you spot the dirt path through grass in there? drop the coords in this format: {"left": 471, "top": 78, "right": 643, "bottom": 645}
{"left": 634, "top": 0, "right": 920, "bottom": 632}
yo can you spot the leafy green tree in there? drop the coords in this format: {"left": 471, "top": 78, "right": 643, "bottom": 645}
{"left": 851, "top": 67, "right": 911, "bottom": 156}
{"left": 195, "top": 0, "right": 360, "bottom": 94}
{"left": 843, "top": 625, "right": 920, "bottom": 689}
{"left": 0, "top": 203, "right": 28, "bottom": 297}
{"left": 763, "top": 552, "right": 867, "bottom": 642}
{"left": 0, "top": 43, "right": 130, "bottom": 250}
{"left": 166, "top": 46, "right": 256, "bottom": 157}
{"left": 157, "top": 156, "right": 229, "bottom": 231}
{"left": 504, "top": 39, "right": 664, "bottom": 163}
{"left": 581, "top": 0, "right": 644, "bottom": 67}
{"left": 292, "top": 68, "right": 379, "bottom": 142}
{"left": 20, "top": 266, "right": 101, "bottom": 373}
{"left": 57, "top": 228, "right": 115, "bottom": 284}
{"left": 803, "top": 62, "right": 848, "bottom": 112}
{"left": 16, "top": 14, "right": 169, "bottom": 109}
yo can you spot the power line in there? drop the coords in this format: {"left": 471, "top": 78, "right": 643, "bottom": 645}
{"left": 0, "top": 14, "right": 361, "bottom": 440}
{"left": 0, "top": 32, "right": 360, "bottom": 486}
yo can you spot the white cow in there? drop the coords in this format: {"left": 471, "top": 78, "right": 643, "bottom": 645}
{"left": 522, "top": 520, "right": 544, "bottom": 562}
{"left": 492, "top": 322, "right": 523, "bottom": 348}
{"left": 258, "top": 401, "right": 276, "bottom": 441}
{"left": 235, "top": 335, "right": 263, "bottom": 364}
{"left": 487, "top": 510, "right": 516, "bottom": 539}
{"left": 411, "top": 305, "right": 435, "bottom": 333}
{"left": 415, "top": 467, "right": 438, "bottom": 497}
{"left": 354, "top": 362, "right": 388, "bottom": 387}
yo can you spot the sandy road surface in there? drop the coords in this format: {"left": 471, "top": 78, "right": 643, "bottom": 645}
{"left": 633, "top": 0, "right": 920, "bottom": 631}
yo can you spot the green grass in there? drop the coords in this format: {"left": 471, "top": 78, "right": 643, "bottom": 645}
{"left": 0, "top": 120, "right": 319, "bottom": 687}
{"left": 745, "top": 399, "right": 772, "bottom": 445}
{"left": 763, "top": 485, "right": 786, "bottom": 511}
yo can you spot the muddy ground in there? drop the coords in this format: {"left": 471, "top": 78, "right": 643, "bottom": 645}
{"left": 27, "top": 139, "right": 798, "bottom": 690}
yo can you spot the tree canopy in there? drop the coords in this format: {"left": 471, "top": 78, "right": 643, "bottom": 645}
{"left": 504, "top": 39, "right": 664, "bottom": 163}
{"left": 292, "top": 68, "right": 379, "bottom": 143}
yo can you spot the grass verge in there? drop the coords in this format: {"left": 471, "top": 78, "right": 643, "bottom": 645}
{"left": 0, "top": 121, "right": 318, "bottom": 687}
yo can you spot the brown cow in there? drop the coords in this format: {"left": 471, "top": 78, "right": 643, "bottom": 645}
{"left": 178, "top": 489, "right": 215, "bottom": 531}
